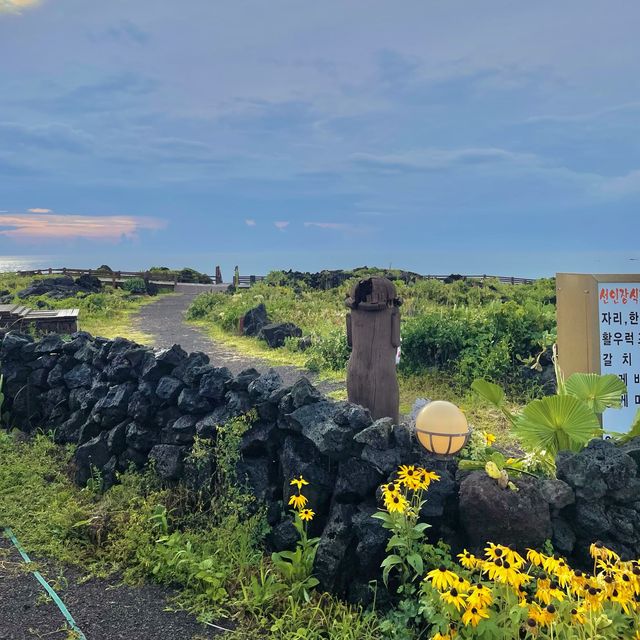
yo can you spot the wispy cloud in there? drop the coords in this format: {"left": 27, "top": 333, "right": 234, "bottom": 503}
{"left": 0, "top": 0, "right": 42, "bottom": 14}
{"left": 245, "top": 219, "right": 256, "bottom": 226}
{"left": 598, "top": 169, "right": 640, "bottom": 198}
{"left": 524, "top": 102, "right": 640, "bottom": 125}
{"left": 304, "top": 222, "right": 350, "bottom": 230}
{"left": 274, "top": 221, "right": 289, "bottom": 230}
{"left": 351, "top": 147, "right": 538, "bottom": 173}
{"left": 0, "top": 213, "right": 166, "bottom": 241}
{"left": 28, "top": 207, "right": 52, "bottom": 213}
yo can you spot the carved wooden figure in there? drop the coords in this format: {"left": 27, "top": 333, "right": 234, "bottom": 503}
{"left": 345, "top": 276, "right": 401, "bottom": 423}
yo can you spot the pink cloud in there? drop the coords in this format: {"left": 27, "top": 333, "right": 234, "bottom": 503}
{"left": 28, "top": 207, "right": 52, "bottom": 213}
{"left": 0, "top": 213, "right": 166, "bottom": 242}
{"left": 274, "top": 221, "right": 289, "bottom": 230}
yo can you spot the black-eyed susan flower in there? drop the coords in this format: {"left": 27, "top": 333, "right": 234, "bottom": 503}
{"left": 299, "top": 508, "right": 315, "bottom": 522}
{"left": 426, "top": 566, "right": 460, "bottom": 592}
{"left": 461, "top": 605, "right": 489, "bottom": 627}
{"left": 457, "top": 549, "right": 479, "bottom": 571}
{"left": 527, "top": 548, "right": 547, "bottom": 567}
{"left": 290, "top": 475, "right": 309, "bottom": 490}
{"left": 466, "top": 584, "right": 493, "bottom": 609}
{"left": 288, "top": 493, "right": 308, "bottom": 510}
{"left": 440, "top": 587, "right": 467, "bottom": 611}
{"left": 397, "top": 465, "right": 422, "bottom": 490}
{"left": 419, "top": 469, "right": 441, "bottom": 489}
{"left": 384, "top": 489, "right": 409, "bottom": 514}
{"left": 483, "top": 431, "right": 496, "bottom": 446}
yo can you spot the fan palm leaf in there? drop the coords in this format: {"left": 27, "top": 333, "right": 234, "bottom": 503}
{"left": 514, "top": 395, "right": 601, "bottom": 456}
{"left": 564, "top": 372, "right": 627, "bottom": 414}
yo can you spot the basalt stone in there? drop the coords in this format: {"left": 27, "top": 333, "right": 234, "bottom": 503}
{"left": 95, "top": 382, "right": 136, "bottom": 419}
{"left": 360, "top": 445, "right": 403, "bottom": 475}
{"left": 28, "top": 367, "right": 49, "bottom": 388}
{"left": 2, "top": 332, "right": 33, "bottom": 356}
{"left": 242, "top": 303, "right": 268, "bottom": 337}
{"left": 557, "top": 439, "right": 638, "bottom": 500}
{"left": 183, "top": 456, "right": 216, "bottom": 494}
{"left": 199, "top": 367, "right": 232, "bottom": 402}
{"left": 237, "top": 457, "right": 277, "bottom": 502}
{"left": 83, "top": 383, "right": 109, "bottom": 410}
{"left": 64, "top": 363, "right": 95, "bottom": 389}
{"left": 334, "top": 458, "right": 383, "bottom": 503}
{"left": 620, "top": 437, "right": 640, "bottom": 467}
{"left": 352, "top": 505, "right": 389, "bottom": 579}
{"left": 102, "top": 456, "right": 119, "bottom": 491}
{"left": 574, "top": 500, "right": 611, "bottom": 538}
{"left": 31, "top": 354, "right": 58, "bottom": 371}
{"left": 117, "top": 447, "right": 148, "bottom": 472}
{"left": 551, "top": 516, "right": 576, "bottom": 555}
{"left": 74, "top": 343, "right": 98, "bottom": 364}
{"left": 172, "top": 352, "right": 210, "bottom": 383}
{"left": 74, "top": 431, "right": 110, "bottom": 485}
{"left": 122, "top": 346, "right": 148, "bottom": 369}
{"left": 126, "top": 421, "right": 157, "bottom": 451}
{"left": 229, "top": 368, "right": 260, "bottom": 392}
{"left": 279, "top": 377, "right": 322, "bottom": 414}
{"left": 240, "top": 420, "right": 281, "bottom": 456}
{"left": 165, "top": 415, "right": 198, "bottom": 445}
{"left": 610, "top": 477, "right": 640, "bottom": 503}
{"left": 104, "top": 355, "right": 134, "bottom": 384}
{"left": 43, "top": 386, "right": 68, "bottom": 414}
{"left": 155, "top": 406, "right": 182, "bottom": 430}
{"left": 140, "top": 352, "right": 165, "bottom": 382}
{"left": 248, "top": 370, "right": 283, "bottom": 402}
{"left": 177, "top": 388, "right": 214, "bottom": 414}
{"left": 54, "top": 410, "right": 87, "bottom": 444}
{"left": 155, "top": 376, "right": 184, "bottom": 403}
{"left": 78, "top": 419, "right": 103, "bottom": 445}
{"left": 63, "top": 333, "right": 91, "bottom": 355}
{"left": 459, "top": 472, "right": 552, "bottom": 552}
{"left": 47, "top": 364, "right": 65, "bottom": 387}
{"left": 268, "top": 517, "right": 298, "bottom": 552}
{"left": 333, "top": 402, "right": 372, "bottom": 433}
{"left": 314, "top": 503, "right": 357, "bottom": 593}
{"left": 608, "top": 506, "right": 638, "bottom": 546}
{"left": 418, "top": 466, "right": 456, "bottom": 519}
{"left": 127, "top": 390, "right": 155, "bottom": 422}
{"left": 353, "top": 417, "right": 393, "bottom": 450}
{"left": 107, "top": 420, "right": 128, "bottom": 456}
{"left": 259, "top": 322, "right": 302, "bottom": 349}
{"left": 69, "top": 388, "right": 90, "bottom": 412}
{"left": 106, "top": 337, "right": 136, "bottom": 361}
{"left": 540, "top": 479, "right": 575, "bottom": 512}
{"left": 155, "top": 344, "right": 188, "bottom": 367}
{"left": 35, "top": 334, "right": 64, "bottom": 354}
{"left": 195, "top": 412, "right": 221, "bottom": 439}
{"left": 224, "top": 391, "right": 252, "bottom": 416}
{"left": 20, "top": 342, "right": 39, "bottom": 362}
{"left": 149, "top": 444, "right": 186, "bottom": 481}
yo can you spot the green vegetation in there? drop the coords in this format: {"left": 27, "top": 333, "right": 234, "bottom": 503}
{"left": 0, "top": 272, "right": 162, "bottom": 343}
{"left": 149, "top": 266, "right": 213, "bottom": 284}
{"left": 0, "top": 427, "right": 381, "bottom": 639}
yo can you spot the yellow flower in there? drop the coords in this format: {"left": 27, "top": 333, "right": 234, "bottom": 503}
{"left": 432, "top": 633, "right": 455, "bottom": 640}
{"left": 426, "top": 566, "right": 460, "bottom": 592}
{"left": 457, "top": 549, "right": 480, "bottom": 571}
{"left": 397, "top": 465, "right": 423, "bottom": 490}
{"left": 384, "top": 490, "right": 409, "bottom": 514}
{"left": 483, "top": 431, "right": 496, "bottom": 447}
{"left": 419, "top": 468, "right": 441, "bottom": 489}
{"left": 298, "top": 508, "right": 315, "bottom": 522}
{"left": 570, "top": 605, "right": 587, "bottom": 624}
{"left": 461, "top": 605, "right": 489, "bottom": 627}
{"left": 466, "top": 584, "right": 493, "bottom": 608}
{"left": 290, "top": 475, "right": 309, "bottom": 490}
{"left": 527, "top": 548, "right": 547, "bottom": 567}
{"left": 288, "top": 493, "right": 308, "bottom": 510}
{"left": 440, "top": 588, "right": 467, "bottom": 611}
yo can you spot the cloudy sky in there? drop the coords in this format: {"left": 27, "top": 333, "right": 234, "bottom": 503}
{"left": 1, "top": 0, "right": 639, "bottom": 276}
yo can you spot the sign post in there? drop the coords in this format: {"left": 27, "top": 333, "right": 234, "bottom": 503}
{"left": 557, "top": 273, "right": 640, "bottom": 433}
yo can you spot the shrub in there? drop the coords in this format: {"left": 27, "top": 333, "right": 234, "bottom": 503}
{"left": 122, "top": 277, "right": 147, "bottom": 294}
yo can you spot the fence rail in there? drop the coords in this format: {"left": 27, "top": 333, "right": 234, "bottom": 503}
{"left": 14, "top": 268, "right": 535, "bottom": 287}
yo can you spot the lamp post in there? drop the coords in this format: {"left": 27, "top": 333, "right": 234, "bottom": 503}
{"left": 415, "top": 400, "right": 471, "bottom": 456}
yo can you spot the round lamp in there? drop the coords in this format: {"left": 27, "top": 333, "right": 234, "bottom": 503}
{"left": 415, "top": 401, "right": 471, "bottom": 456}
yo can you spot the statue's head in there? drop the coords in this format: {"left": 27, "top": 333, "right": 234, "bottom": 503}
{"left": 345, "top": 276, "right": 402, "bottom": 310}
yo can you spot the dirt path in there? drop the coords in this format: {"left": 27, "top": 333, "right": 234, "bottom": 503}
{"left": 0, "top": 536, "right": 221, "bottom": 640}
{"left": 133, "top": 292, "right": 343, "bottom": 394}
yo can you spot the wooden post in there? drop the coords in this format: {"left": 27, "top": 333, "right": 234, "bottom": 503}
{"left": 345, "top": 277, "right": 401, "bottom": 423}
{"left": 215, "top": 266, "right": 222, "bottom": 284}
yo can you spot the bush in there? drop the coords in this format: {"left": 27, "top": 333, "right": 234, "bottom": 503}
{"left": 122, "top": 277, "right": 147, "bottom": 294}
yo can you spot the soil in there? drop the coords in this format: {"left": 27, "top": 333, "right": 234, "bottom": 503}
{"left": 0, "top": 537, "right": 222, "bottom": 639}
{"left": 133, "top": 291, "right": 344, "bottom": 395}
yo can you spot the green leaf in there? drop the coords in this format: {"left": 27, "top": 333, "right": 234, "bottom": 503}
{"left": 615, "top": 409, "right": 640, "bottom": 443}
{"left": 380, "top": 554, "right": 403, "bottom": 568}
{"left": 471, "top": 379, "right": 505, "bottom": 408}
{"left": 406, "top": 553, "right": 424, "bottom": 575}
{"left": 565, "top": 372, "right": 627, "bottom": 413}
{"left": 515, "top": 395, "right": 601, "bottom": 456}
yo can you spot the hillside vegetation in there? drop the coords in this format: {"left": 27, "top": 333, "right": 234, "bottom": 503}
{"left": 187, "top": 271, "right": 557, "bottom": 401}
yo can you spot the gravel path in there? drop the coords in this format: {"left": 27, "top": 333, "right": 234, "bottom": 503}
{"left": 0, "top": 536, "right": 221, "bottom": 640}
{"left": 133, "top": 292, "right": 344, "bottom": 394}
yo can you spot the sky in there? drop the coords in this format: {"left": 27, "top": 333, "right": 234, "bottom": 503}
{"left": 1, "top": 0, "right": 639, "bottom": 278}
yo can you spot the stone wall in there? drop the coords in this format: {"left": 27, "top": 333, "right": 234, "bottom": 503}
{"left": 2, "top": 331, "right": 640, "bottom": 601}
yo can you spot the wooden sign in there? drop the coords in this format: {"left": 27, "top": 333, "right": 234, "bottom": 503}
{"left": 557, "top": 273, "right": 640, "bottom": 433}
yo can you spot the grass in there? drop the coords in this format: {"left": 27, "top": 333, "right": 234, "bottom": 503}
{"left": 0, "top": 272, "right": 165, "bottom": 344}
{"left": 0, "top": 429, "right": 382, "bottom": 639}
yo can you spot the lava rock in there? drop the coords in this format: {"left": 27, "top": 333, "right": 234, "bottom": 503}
{"left": 155, "top": 344, "right": 188, "bottom": 367}
{"left": 64, "top": 363, "right": 95, "bottom": 389}
{"left": 149, "top": 444, "right": 186, "bottom": 481}
{"left": 248, "top": 370, "right": 283, "bottom": 402}
{"left": 353, "top": 417, "right": 393, "bottom": 450}
{"left": 199, "top": 367, "right": 232, "bottom": 402}
{"left": 177, "top": 388, "right": 214, "bottom": 414}
{"left": 74, "top": 432, "right": 110, "bottom": 485}
{"left": 242, "top": 303, "right": 268, "bottom": 337}
{"left": 259, "top": 322, "right": 302, "bottom": 348}
{"left": 155, "top": 376, "right": 185, "bottom": 403}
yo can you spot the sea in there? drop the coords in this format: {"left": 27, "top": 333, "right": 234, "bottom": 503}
{"left": 0, "top": 256, "right": 57, "bottom": 273}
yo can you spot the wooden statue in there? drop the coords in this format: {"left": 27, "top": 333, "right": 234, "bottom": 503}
{"left": 345, "top": 277, "right": 401, "bottom": 423}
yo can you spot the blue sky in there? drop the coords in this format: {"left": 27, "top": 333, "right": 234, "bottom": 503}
{"left": 1, "top": 0, "right": 639, "bottom": 277}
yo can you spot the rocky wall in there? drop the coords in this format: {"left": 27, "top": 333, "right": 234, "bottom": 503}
{"left": 2, "top": 331, "right": 640, "bottom": 601}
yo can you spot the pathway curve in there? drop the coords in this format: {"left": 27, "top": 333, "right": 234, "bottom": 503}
{"left": 133, "top": 291, "right": 344, "bottom": 395}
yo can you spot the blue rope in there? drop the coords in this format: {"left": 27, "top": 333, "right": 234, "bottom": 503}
{"left": 3, "top": 527, "right": 87, "bottom": 640}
